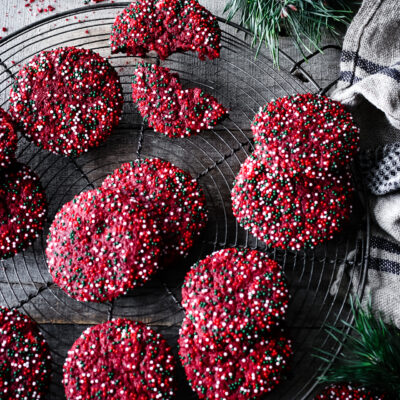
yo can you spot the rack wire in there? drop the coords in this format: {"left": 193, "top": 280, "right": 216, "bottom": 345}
{"left": 0, "top": 3, "right": 369, "bottom": 399}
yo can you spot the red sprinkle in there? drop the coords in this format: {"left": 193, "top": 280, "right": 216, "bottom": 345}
{"left": 0, "top": 107, "right": 18, "bottom": 168}
{"left": 179, "top": 316, "right": 292, "bottom": 399}
{"left": 315, "top": 384, "right": 385, "bottom": 399}
{"left": 9, "top": 46, "right": 123, "bottom": 157}
{"left": 182, "top": 248, "right": 289, "bottom": 345}
{"left": 111, "top": 0, "right": 221, "bottom": 60}
{"left": 101, "top": 158, "right": 207, "bottom": 262}
{"left": 0, "top": 163, "right": 47, "bottom": 260}
{"left": 0, "top": 307, "right": 52, "bottom": 399}
{"left": 46, "top": 188, "right": 162, "bottom": 303}
{"left": 132, "top": 63, "right": 228, "bottom": 138}
{"left": 231, "top": 151, "right": 354, "bottom": 250}
{"left": 64, "top": 319, "right": 177, "bottom": 399}
{"left": 252, "top": 93, "right": 360, "bottom": 178}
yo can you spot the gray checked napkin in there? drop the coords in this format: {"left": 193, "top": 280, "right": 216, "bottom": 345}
{"left": 330, "top": 0, "right": 400, "bottom": 326}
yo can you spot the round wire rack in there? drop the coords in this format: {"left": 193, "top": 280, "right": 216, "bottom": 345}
{"left": 0, "top": 3, "right": 369, "bottom": 399}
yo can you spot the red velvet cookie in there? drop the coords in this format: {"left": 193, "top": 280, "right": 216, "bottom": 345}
{"left": 315, "top": 384, "right": 385, "bottom": 400}
{"left": 0, "top": 108, "right": 17, "bottom": 168}
{"left": 179, "top": 316, "right": 292, "bottom": 400}
{"left": 110, "top": 0, "right": 221, "bottom": 60}
{"left": 9, "top": 47, "right": 123, "bottom": 157}
{"left": 252, "top": 93, "right": 359, "bottom": 178}
{"left": 231, "top": 153, "right": 353, "bottom": 250}
{"left": 182, "top": 248, "right": 289, "bottom": 345}
{"left": 63, "top": 319, "right": 176, "bottom": 400}
{"left": 101, "top": 158, "right": 207, "bottom": 260}
{"left": 132, "top": 63, "right": 227, "bottom": 138}
{"left": 0, "top": 306, "right": 51, "bottom": 399}
{"left": 0, "top": 163, "right": 47, "bottom": 259}
{"left": 46, "top": 188, "right": 162, "bottom": 302}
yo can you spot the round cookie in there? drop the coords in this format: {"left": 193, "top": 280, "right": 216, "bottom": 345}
{"left": 63, "top": 319, "right": 176, "bottom": 400}
{"left": 101, "top": 158, "right": 207, "bottom": 260}
{"left": 0, "top": 306, "right": 51, "bottom": 399}
{"left": 182, "top": 248, "right": 289, "bottom": 345}
{"left": 46, "top": 188, "right": 162, "bottom": 302}
{"left": 231, "top": 153, "right": 353, "bottom": 250}
{"left": 111, "top": 0, "right": 221, "bottom": 60}
{"left": 9, "top": 47, "right": 123, "bottom": 157}
{"left": 132, "top": 63, "right": 227, "bottom": 138}
{"left": 0, "top": 162, "right": 47, "bottom": 259}
{"left": 252, "top": 93, "right": 359, "bottom": 178}
{"left": 315, "top": 384, "right": 385, "bottom": 400}
{"left": 178, "top": 316, "right": 292, "bottom": 400}
{"left": 0, "top": 107, "right": 18, "bottom": 168}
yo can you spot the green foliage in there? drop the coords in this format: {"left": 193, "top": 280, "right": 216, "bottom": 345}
{"left": 224, "top": 0, "right": 355, "bottom": 65}
{"left": 316, "top": 297, "right": 400, "bottom": 399}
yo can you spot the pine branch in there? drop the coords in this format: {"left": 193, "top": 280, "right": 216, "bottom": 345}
{"left": 224, "top": 0, "right": 356, "bottom": 66}
{"left": 315, "top": 297, "right": 400, "bottom": 399}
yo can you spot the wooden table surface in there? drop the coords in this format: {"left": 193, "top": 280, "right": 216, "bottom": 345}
{"left": 0, "top": 2, "right": 365, "bottom": 400}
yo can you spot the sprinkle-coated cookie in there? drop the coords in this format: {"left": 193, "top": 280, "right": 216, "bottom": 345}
{"left": 231, "top": 153, "right": 353, "bottom": 250}
{"left": 46, "top": 188, "right": 162, "bottom": 302}
{"left": 110, "top": 0, "right": 221, "bottom": 60}
{"left": 9, "top": 47, "right": 123, "bottom": 157}
{"left": 315, "top": 384, "right": 385, "bottom": 400}
{"left": 0, "top": 162, "right": 47, "bottom": 259}
{"left": 0, "top": 306, "right": 51, "bottom": 399}
{"left": 178, "top": 316, "right": 292, "bottom": 400}
{"left": 252, "top": 93, "right": 359, "bottom": 178}
{"left": 132, "top": 63, "right": 227, "bottom": 138}
{"left": 63, "top": 319, "right": 176, "bottom": 400}
{"left": 101, "top": 158, "right": 207, "bottom": 260}
{"left": 182, "top": 248, "right": 289, "bottom": 344}
{"left": 0, "top": 107, "right": 17, "bottom": 168}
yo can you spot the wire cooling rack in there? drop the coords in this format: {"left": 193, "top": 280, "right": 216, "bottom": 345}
{"left": 0, "top": 3, "right": 369, "bottom": 399}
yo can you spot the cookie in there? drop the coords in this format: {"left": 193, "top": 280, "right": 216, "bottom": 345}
{"left": 315, "top": 384, "right": 385, "bottom": 400}
{"left": 0, "top": 163, "right": 47, "bottom": 259}
{"left": 231, "top": 153, "right": 353, "bottom": 250}
{"left": 0, "top": 108, "right": 17, "bottom": 168}
{"left": 63, "top": 319, "right": 176, "bottom": 400}
{"left": 0, "top": 306, "right": 51, "bottom": 399}
{"left": 132, "top": 63, "right": 227, "bottom": 138}
{"left": 46, "top": 188, "right": 162, "bottom": 302}
{"left": 9, "top": 47, "right": 123, "bottom": 157}
{"left": 179, "top": 316, "right": 292, "bottom": 400}
{"left": 101, "top": 158, "right": 207, "bottom": 260}
{"left": 110, "top": 0, "right": 221, "bottom": 60}
{"left": 182, "top": 248, "right": 289, "bottom": 344}
{"left": 252, "top": 93, "right": 359, "bottom": 178}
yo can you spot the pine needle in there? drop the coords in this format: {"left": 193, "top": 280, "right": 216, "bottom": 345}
{"left": 315, "top": 297, "right": 400, "bottom": 399}
{"left": 224, "top": 0, "right": 355, "bottom": 66}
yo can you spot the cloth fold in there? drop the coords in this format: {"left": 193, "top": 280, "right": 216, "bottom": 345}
{"left": 330, "top": 0, "right": 400, "bottom": 324}
{"left": 331, "top": 0, "right": 400, "bottom": 196}
{"left": 331, "top": 228, "right": 400, "bottom": 329}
